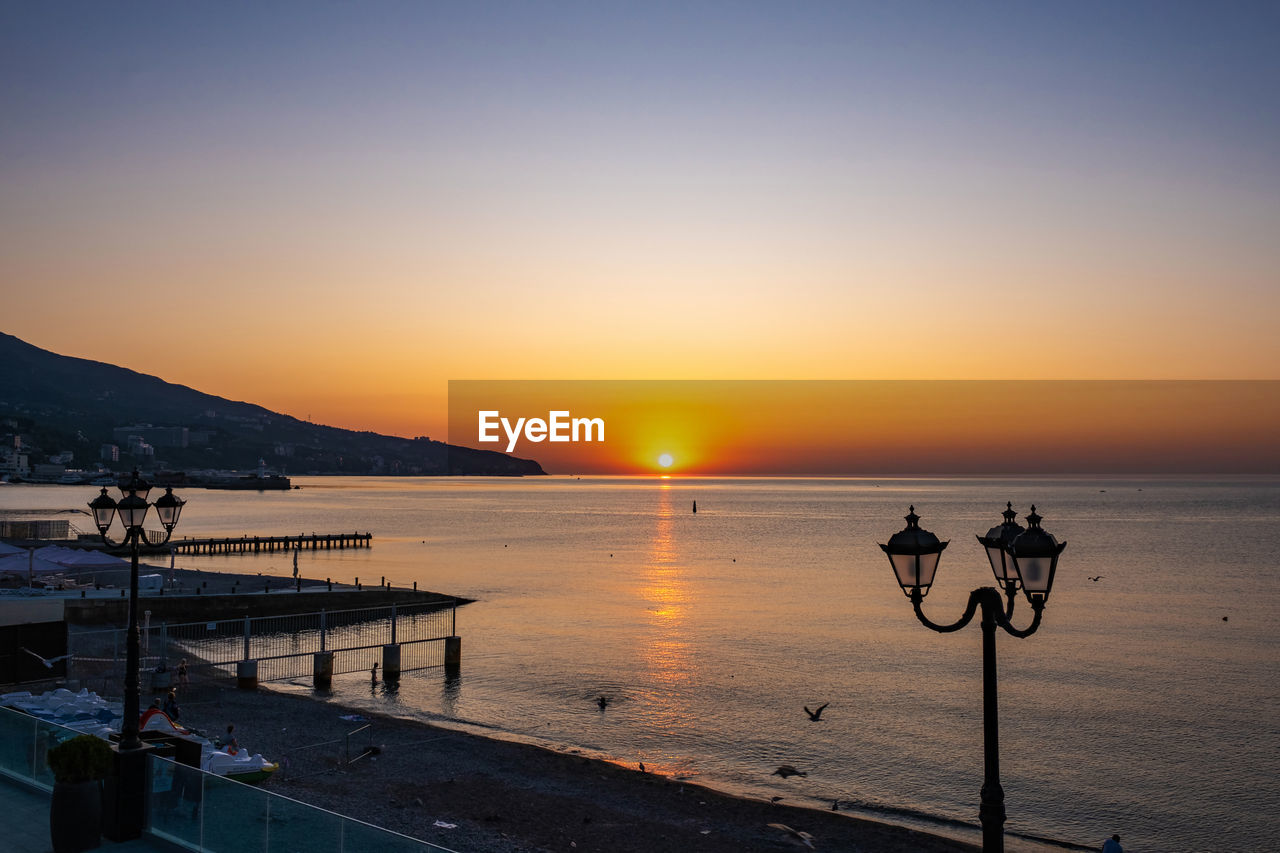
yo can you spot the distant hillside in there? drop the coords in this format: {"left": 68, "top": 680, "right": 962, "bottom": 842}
{"left": 0, "top": 332, "right": 544, "bottom": 476}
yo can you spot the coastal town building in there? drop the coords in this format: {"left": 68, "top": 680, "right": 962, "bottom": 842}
{"left": 1, "top": 450, "right": 31, "bottom": 477}
{"left": 112, "top": 424, "right": 189, "bottom": 448}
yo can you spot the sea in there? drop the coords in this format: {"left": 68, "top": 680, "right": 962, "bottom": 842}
{"left": 5, "top": 476, "right": 1278, "bottom": 852}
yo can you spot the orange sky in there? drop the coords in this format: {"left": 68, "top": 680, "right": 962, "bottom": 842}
{"left": 448, "top": 381, "right": 1280, "bottom": 475}
{"left": 2, "top": 6, "right": 1278, "bottom": 455}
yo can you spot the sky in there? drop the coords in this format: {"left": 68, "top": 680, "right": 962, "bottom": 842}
{"left": 2, "top": 2, "right": 1279, "bottom": 465}
{"left": 447, "top": 380, "right": 1280, "bottom": 474}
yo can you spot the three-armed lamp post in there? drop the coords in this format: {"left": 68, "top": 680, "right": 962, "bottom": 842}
{"left": 879, "top": 504, "right": 1065, "bottom": 853}
{"left": 88, "top": 470, "right": 185, "bottom": 751}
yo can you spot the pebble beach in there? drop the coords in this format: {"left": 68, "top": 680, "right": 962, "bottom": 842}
{"left": 178, "top": 680, "right": 976, "bottom": 853}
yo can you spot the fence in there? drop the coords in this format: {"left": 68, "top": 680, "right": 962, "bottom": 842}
{"left": 147, "top": 754, "right": 459, "bottom": 853}
{"left": 0, "top": 519, "right": 75, "bottom": 539}
{"left": 67, "top": 601, "right": 457, "bottom": 687}
{"left": 0, "top": 703, "right": 77, "bottom": 791}
{"left": 0, "top": 707, "right": 457, "bottom": 853}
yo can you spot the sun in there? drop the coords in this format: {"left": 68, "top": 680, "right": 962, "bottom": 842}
{"left": 657, "top": 453, "right": 674, "bottom": 468}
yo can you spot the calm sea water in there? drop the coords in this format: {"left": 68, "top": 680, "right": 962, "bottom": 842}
{"left": 6, "top": 476, "right": 1279, "bottom": 851}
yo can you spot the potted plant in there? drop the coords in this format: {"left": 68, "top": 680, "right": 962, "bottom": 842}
{"left": 46, "top": 734, "right": 113, "bottom": 853}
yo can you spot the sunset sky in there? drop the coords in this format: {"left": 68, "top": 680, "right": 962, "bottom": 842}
{"left": 3, "top": 3, "right": 1278, "bottom": 461}
{"left": 448, "top": 380, "right": 1280, "bottom": 474}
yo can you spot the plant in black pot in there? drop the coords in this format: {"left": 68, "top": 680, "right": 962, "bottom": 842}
{"left": 46, "top": 734, "right": 114, "bottom": 853}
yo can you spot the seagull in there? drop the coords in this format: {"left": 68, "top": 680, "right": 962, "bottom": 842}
{"left": 21, "top": 647, "right": 71, "bottom": 669}
{"left": 767, "top": 822, "right": 816, "bottom": 849}
{"left": 804, "top": 703, "right": 829, "bottom": 721}
{"left": 638, "top": 762, "right": 646, "bottom": 773}
{"left": 1088, "top": 576, "right": 1104, "bottom": 582}
{"left": 772, "top": 765, "right": 807, "bottom": 779}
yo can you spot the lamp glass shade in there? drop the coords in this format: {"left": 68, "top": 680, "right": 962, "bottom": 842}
{"left": 1013, "top": 555, "right": 1056, "bottom": 593}
{"left": 977, "top": 502, "right": 1024, "bottom": 585}
{"left": 888, "top": 551, "right": 942, "bottom": 593}
{"left": 1006, "top": 506, "right": 1066, "bottom": 603}
{"left": 88, "top": 489, "right": 117, "bottom": 533}
{"left": 116, "top": 493, "right": 150, "bottom": 530}
{"left": 983, "top": 544, "right": 1015, "bottom": 583}
{"left": 153, "top": 488, "right": 185, "bottom": 531}
{"left": 879, "top": 506, "right": 948, "bottom": 597}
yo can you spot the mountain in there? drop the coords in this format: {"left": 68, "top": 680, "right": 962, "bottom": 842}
{"left": 0, "top": 332, "right": 544, "bottom": 477}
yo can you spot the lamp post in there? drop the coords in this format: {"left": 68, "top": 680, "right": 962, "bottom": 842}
{"left": 879, "top": 504, "right": 1065, "bottom": 853}
{"left": 88, "top": 470, "right": 185, "bottom": 751}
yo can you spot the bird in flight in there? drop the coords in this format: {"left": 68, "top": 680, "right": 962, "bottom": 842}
{"left": 21, "top": 647, "right": 71, "bottom": 669}
{"left": 766, "top": 822, "right": 816, "bottom": 849}
{"left": 804, "top": 703, "right": 829, "bottom": 721}
{"left": 772, "top": 765, "right": 807, "bottom": 779}
{"left": 1088, "top": 576, "right": 1104, "bottom": 582}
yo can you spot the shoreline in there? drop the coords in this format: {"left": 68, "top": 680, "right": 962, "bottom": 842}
{"left": 11, "top": 567, "right": 1085, "bottom": 851}
{"left": 0, "top": 550, "right": 1093, "bottom": 850}
{"left": 181, "top": 679, "right": 982, "bottom": 853}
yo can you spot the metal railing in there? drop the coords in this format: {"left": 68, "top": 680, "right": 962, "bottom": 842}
{"left": 0, "top": 707, "right": 459, "bottom": 853}
{"left": 146, "top": 755, "right": 460, "bottom": 853}
{"left": 0, "top": 704, "right": 85, "bottom": 791}
{"left": 67, "top": 601, "right": 457, "bottom": 685}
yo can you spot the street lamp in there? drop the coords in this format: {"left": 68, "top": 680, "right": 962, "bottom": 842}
{"left": 879, "top": 505, "right": 1065, "bottom": 853}
{"left": 88, "top": 470, "right": 185, "bottom": 751}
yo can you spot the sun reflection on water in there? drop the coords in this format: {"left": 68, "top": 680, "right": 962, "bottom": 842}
{"left": 638, "top": 486, "right": 692, "bottom": 694}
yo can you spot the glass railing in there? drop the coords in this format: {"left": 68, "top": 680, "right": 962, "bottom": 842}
{"left": 145, "top": 755, "right": 458, "bottom": 853}
{"left": 0, "top": 704, "right": 87, "bottom": 791}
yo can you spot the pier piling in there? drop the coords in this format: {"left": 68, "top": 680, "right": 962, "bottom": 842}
{"left": 236, "top": 659, "right": 258, "bottom": 690}
{"left": 313, "top": 651, "right": 334, "bottom": 690}
{"left": 382, "top": 644, "right": 401, "bottom": 681}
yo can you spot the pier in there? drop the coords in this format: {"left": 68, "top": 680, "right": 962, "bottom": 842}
{"left": 155, "top": 531, "right": 372, "bottom": 556}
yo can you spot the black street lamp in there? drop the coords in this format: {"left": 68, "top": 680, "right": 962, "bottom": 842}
{"left": 88, "top": 470, "right": 185, "bottom": 751}
{"left": 879, "top": 505, "right": 1065, "bottom": 853}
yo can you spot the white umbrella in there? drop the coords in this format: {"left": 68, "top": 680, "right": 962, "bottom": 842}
{"left": 0, "top": 552, "right": 68, "bottom": 579}
{"left": 40, "top": 548, "right": 128, "bottom": 570}
{"left": 33, "top": 545, "right": 80, "bottom": 564}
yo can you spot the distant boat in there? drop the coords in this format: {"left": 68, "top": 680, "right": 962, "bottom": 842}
{"left": 204, "top": 473, "right": 292, "bottom": 491}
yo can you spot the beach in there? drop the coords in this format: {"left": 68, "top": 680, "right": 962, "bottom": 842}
{"left": 179, "top": 679, "right": 976, "bottom": 853}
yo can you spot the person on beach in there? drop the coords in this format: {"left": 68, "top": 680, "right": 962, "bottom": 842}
{"left": 220, "top": 724, "right": 240, "bottom": 754}
{"left": 162, "top": 689, "right": 181, "bottom": 721}
{"left": 1102, "top": 834, "right": 1123, "bottom": 853}
{"left": 178, "top": 658, "right": 189, "bottom": 687}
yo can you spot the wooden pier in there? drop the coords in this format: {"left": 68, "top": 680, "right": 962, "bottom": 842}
{"left": 163, "top": 532, "right": 372, "bottom": 556}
